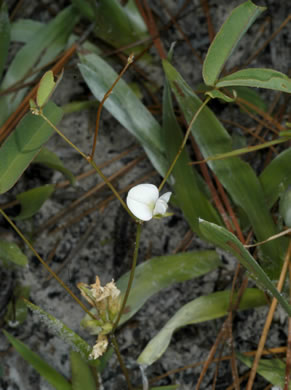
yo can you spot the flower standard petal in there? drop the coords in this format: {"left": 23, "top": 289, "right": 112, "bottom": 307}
{"left": 126, "top": 184, "right": 159, "bottom": 221}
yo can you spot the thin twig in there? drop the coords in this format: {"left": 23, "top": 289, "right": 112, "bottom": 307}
{"left": 243, "top": 14, "right": 291, "bottom": 68}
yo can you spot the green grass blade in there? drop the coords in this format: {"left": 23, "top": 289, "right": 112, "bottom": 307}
{"left": 237, "top": 352, "right": 290, "bottom": 389}
{"left": 198, "top": 219, "right": 291, "bottom": 316}
{"left": 72, "top": 0, "right": 148, "bottom": 55}
{"left": 260, "top": 148, "right": 291, "bottom": 208}
{"left": 0, "top": 2, "right": 10, "bottom": 80}
{"left": 3, "top": 330, "right": 72, "bottom": 390}
{"left": 216, "top": 68, "right": 291, "bottom": 93}
{"left": 137, "top": 288, "right": 266, "bottom": 366}
{"left": 163, "top": 59, "right": 285, "bottom": 271}
{"left": 78, "top": 52, "right": 168, "bottom": 176}
{"left": 14, "top": 184, "right": 55, "bottom": 220}
{"left": 70, "top": 351, "right": 96, "bottom": 390}
{"left": 200, "top": 137, "right": 289, "bottom": 163}
{"left": 0, "top": 240, "right": 28, "bottom": 266}
{"left": 203, "top": 0, "right": 265, "bottom": 86}
{"left": 0, "top": 101, "right": 63, "bottom": 194}
{"left": 33, "top": 147, "right": 75, "bottom": 185}
{"left": 162, "top": 78, "right": 221, "bottom": 233}
{"left": 81, "top": 250, "right": 221, "bottom": 333}
{"left": 280, "top": 187, "right": 291, "bottom": 227}
{"left": 0, "top": 6, "right": 79, "bottom": 124}
{"left": 25, "top": 300, "right": 93, "bottom": 362}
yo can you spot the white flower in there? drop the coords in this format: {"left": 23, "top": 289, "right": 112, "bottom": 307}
{"left": 126, "top": 184, "right": 172, "bottom": 221}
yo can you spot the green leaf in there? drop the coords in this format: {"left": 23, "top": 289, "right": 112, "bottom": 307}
{"left": 11, "top": 19, "right": 42, "bottom": 43}
{"left": 0, "top": 6, "right": 79, "bottom": 124}
{"left": 280, "top": 187, "right": 291, "bottom": 227}
{"left": 198, "top": 219, "right": 291, "bottom": 316}
{"left": 203, "top": 1, "right": 265, "bottom": 86}
{"left": 260, "top": 148, "right": 291, "bottom": 208}
{"left": 199, "top": 137, "right": 290, "bottom": 164}
{"left": 72, "top": 0, "right": 148, "bottom": 55}
{"left": 137, "top": 288, "right": 266, "bottom": 365}
{"left": 216, "top": 68, "right": 291, "bottom": 93}
{"left": 0, "top": 2, "right": 10, "bottom": 80}
{"left": 78, "top": 52, "right": 168, "bottom": 176}
{"left": 14, "top": 184, "right": 55, "bottom": 220}
{"left": 0, "top": 101, "right": 63, "bottom": 194}
{"left": 25, "top": 300, "right": 93, "bottom": 362}
{"left": 0, "top": 239, "right": 28, "bottom": 267}
{"left": 70, "top": 351, "right": 96, "bottom": 390}
{"left": 163, "top": 59, "right": 285, "bottom": 272}
{"left": 82, "top": 250, "right": 221, "bottom": 333}
{"left": 62, "top": 100, "right": 98, "bottom": 115}
{"left": 162, "top": 78, "right": 221, "bottom": 234}
{"left": 3, "top": 330, "right": 72, "bottom": 390}
{"left": 36, "top": 71, "right": 56, "bottom": 108}
{"left": 4, "top": 285, "right": 30, "bottom": 326}
{"left": 237, "top": 352, "right": 290, "bottom": 389}
{"left": 205, "top": 89, "right": 235, "bottom": 102}
{"left": 33, "top": 148, "right": 75, "bottom": 185}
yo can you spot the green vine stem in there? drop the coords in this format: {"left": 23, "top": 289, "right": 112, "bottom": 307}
{"left": 159, "top": 96, "right": 211, "bottom": 192}
{"left": 0, "top": 208, "right": 97, "bottom": 320}
{"left": 112, "top": 222, "right": 142, "bottom": 331}
{"left": 90, "top": 54, "right": 134, "bottom": 161}
{"left": 110, "top": 334, "right": 133, "bottom": 390}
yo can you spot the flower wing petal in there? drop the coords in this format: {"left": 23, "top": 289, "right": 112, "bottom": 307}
{"left": 153, "top": 192, "right": 172, "bottom": 216}
{"left": 159, "top": 192, "right": 172, "bottom": 203}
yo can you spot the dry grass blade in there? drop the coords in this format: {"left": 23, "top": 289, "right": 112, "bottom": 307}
{"left": 160, "top": 0, "right": 203, "bottom": 64}
{"left": 173, "top": 230, "right": 194, "bottom": 254}
{"left": 249, "top": 91, "right": 282, "bottom": 147}
{"left": 244, "top": 229, "right": 291, "bottom": 248}
{"left": 200, "top": 0, "right": 215, "bottom": 42}
{"left": 236, "top": 97, "right": 284, "bottom": 134}
{"left": 149, "top": 347, "right": 287, "bottom": 385}
{"left": 243, "top": 14, "right": 291, "bottom": 68}
{"left": 246, "top": 241, "right": 291, "bottom": 389}
{"left": 135, "top": 0, "right": 167, "bottom": 59}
